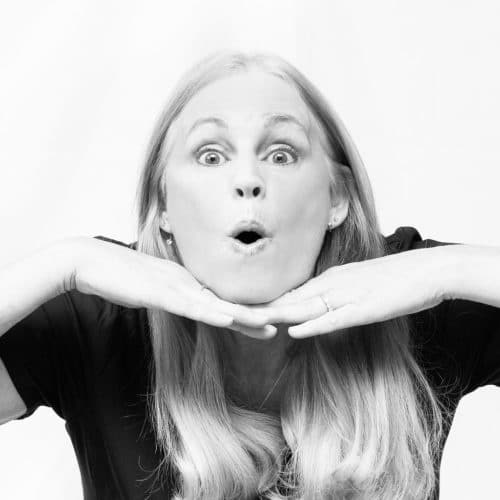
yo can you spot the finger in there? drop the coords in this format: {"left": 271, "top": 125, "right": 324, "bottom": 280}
{"left": 288, "top": 303, "right": 372, "bottom": 338}
{"left": 261, "top": 275, "right": 327, "bottom": 307}
{"left": 161, "top": 293, "right": 235, "bottom": 327}
{"left": 171, "top": 296, "right": 275, "bottom": 337}
{"left": 246, "top": 292, "right": 345, "bottom": 324}
{"left": 243, "top": 297, "right": 324, "bottom": 324}
{"left": 226, "top": 322, "right": 277, "bottom": 339}
{"left": 186, "top": 286, "right": 271, "bottom": 327}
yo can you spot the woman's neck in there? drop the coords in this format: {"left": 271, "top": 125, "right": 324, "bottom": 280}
{"left": 221, "top": 324, "right": 295, "bottom": 412}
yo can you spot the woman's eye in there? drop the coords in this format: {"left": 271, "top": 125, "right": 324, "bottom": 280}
{"left": 196, "top": 149, "right": 227, "bottom": 166}
{"left": 266, "top": 146, "right": 298, "bottom": 165}
{"left": 195, "top": 145, "right": 298, "bottom": 167}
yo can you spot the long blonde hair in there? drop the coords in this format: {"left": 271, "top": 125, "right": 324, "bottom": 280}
{"left": 135, "top": 50, "right": 452, "bottom": 499}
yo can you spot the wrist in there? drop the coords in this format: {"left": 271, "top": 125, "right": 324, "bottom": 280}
{"left": 433, "top": 244, "right": 465, "bottom": 301}
{"left": 45, "top": 236, "right": 90, "bottom": 294}
{"left": 437, "top": 243, "right": 500, "bottom": 303}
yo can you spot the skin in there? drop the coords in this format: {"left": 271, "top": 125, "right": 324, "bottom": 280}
{"left": 159, "top": 69, "right": 348, "bottom": 409}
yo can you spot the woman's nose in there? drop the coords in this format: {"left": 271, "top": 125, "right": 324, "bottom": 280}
{"left": 233, "top": 168, "right": 266, "bottom": 198}
{"left": 235, "top": 183, "right": 263, "bottom": 198}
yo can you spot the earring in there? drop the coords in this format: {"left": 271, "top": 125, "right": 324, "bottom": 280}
{"left": 166, "top": 234, "right": 173, "bottom": 245}
{"left": 327, "top": 217, "right": 337, "bottom": 231}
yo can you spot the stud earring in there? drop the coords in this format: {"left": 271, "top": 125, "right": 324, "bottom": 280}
{"left": 327, "top": 217, "right": 337, "bottom": 231}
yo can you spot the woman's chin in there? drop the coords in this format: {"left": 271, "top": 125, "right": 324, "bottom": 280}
{"left": 209, "top": 285, "right": 285, "bottom": 306}
{"left": 224, "top": 292, "right": 279, "bottom": 306}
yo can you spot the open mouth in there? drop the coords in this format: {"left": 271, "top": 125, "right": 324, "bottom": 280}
{"left": 233, "top": 230, "right": 264, "bottom": 245}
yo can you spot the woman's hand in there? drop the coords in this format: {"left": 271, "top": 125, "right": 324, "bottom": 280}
{"left": 243, "top": 245, "right": 458, "bottom": 338}
{"left": 68, "top": 237, "right": 275, "bottom": 339}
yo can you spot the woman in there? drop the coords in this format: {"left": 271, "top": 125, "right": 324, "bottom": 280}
{"left": 1, "top": 50, "right": 499, "bottom": 500}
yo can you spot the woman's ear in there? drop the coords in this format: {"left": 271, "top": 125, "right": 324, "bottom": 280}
{"left": 159, "top": 210, "right": 172, "bottom": 233}
{"left": 328, "top": 196, "right": 349, "bottom": 229}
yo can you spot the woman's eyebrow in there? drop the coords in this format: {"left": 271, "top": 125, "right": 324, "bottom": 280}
{"left": 187, "top": 113, "right": 309, "bottom": 137}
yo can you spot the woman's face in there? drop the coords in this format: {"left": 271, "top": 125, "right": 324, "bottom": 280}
{"left": 160, "top": 69, "right": 348, "bottom": 305}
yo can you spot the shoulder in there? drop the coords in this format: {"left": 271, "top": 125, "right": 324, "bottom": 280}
{"left": 42, "top": 235, "right": 138, "bottom": 321}
{"left": 385, "top": 227, "right": 500, "bottom": 396}
{"left": 383, "top": 227, "right": 461, "bottom": 389}
{"left": 383, "top": 226, "right": 459, "bottom": 254}
{"left": 39, "top": 235, "right": 147, "bottom": 362}
{"left": 93, "top": 234, "right": 138, "bottom": 250}
{"left": 68, "top": 234, "right": 144, "bottom": 325}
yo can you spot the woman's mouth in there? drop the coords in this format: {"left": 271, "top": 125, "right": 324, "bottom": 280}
{"left": 229, "top": 231, "right": 271, "bottom": 256}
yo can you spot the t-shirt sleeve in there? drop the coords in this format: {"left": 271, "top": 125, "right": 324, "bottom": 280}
{"left": 389, "top": 226, "right": 500, "bottom": 396}
{"left": 0, "top": 235, "right": 131, "bottom": 421}
{"left": 0, "top": 290, "right": 101, "bottom": 421}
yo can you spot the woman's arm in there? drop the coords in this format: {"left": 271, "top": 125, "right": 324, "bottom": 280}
{"left": 244, "top": 242, "right": 500, "bottom": 337}
{"left": 0, "top": 238, "right": 78, "bottom": 337}
{"left": 0, "top": 235, "right": 272, "bottom": 425}
{"left": 0, "top": 238, "right": 78, "bottom": 424}
{"left": 443, "top": 243, "right": 500, "bottom": 307}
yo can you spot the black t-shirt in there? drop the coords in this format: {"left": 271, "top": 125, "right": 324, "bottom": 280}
{"left": 1, "top": 226, "right": 499, "bottom": 500}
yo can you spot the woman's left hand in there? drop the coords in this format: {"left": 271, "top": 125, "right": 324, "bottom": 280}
{"left": 244, "top": 245, "right": 458, "bottom": 338}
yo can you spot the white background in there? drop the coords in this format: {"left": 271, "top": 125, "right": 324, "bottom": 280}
{"left": 1, "top": 1, "right": 500, "bottom": 498}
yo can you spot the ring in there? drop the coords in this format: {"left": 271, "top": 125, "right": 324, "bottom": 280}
{"left": 319, "top": 294, "right": 333, "bottom": 313}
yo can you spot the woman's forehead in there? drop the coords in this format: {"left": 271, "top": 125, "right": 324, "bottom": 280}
{"left": 177, "top": 72, "right": 312, "bottom": 133}
{"left": 183, "top": 112, "right": 312, "bottom": 142}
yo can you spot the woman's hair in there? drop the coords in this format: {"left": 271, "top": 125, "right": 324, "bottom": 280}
{"left": 135, "top": 50, "right": 453, "bottom": 499}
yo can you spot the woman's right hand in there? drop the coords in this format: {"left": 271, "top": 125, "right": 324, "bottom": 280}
{"left": 64, "top": 237, "right": 276, "bottom": 339}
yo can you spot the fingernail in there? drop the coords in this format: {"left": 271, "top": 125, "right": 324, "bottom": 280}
{"left": 288, "top": 326, "right": 303, "bottom": 337}
{"left": 264, "top": 325, "right": 277, "bottom": 335}
{"left": 218, "top": 314, "right": 234, "bottom": 326}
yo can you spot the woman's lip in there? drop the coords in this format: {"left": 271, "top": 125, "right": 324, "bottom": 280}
{"left": 229, "top": 236, "right": 271, "bottom": 255}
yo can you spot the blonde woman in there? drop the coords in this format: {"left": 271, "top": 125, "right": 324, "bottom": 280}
{"left": 1, "top": 50, "right": 500, "bottom": 500}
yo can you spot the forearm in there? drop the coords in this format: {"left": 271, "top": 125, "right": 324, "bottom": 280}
{"left": 0, "top": 238, "right": 80, "bottom": 337}
{"left": 441, "top": 243, "right": 500, "bottom": 308}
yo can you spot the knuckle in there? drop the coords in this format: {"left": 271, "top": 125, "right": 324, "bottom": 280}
{"left": 325, "top": 311, "right": 339, "bottom": 326}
